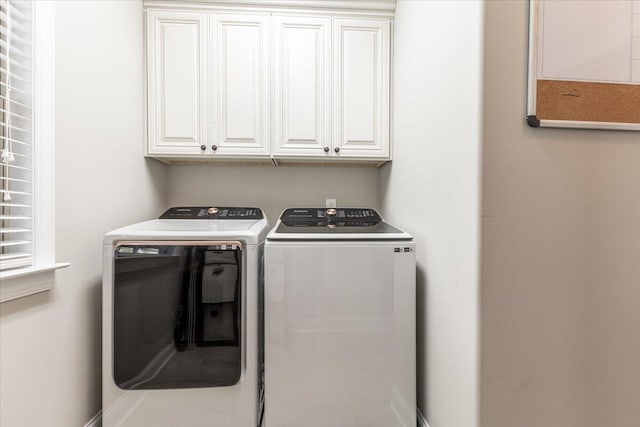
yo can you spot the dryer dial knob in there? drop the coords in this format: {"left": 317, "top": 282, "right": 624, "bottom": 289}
{"left": 325, "top": 208, "right": 337, "bottom": 216}
{"left": 207, "top": 207, "right": 219, "bottom": 215}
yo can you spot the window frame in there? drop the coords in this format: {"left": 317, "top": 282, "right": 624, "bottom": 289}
{"left": 0, "top": 1, "right": 68, "bottom": 303}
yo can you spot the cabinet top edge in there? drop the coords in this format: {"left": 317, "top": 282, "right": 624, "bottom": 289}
{"left": 143, "top": 0, "right": 396, "bottom": 15}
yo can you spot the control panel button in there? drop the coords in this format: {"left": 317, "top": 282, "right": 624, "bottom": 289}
{"left": 207, "top": 207, "right": 219, "bottom": 215}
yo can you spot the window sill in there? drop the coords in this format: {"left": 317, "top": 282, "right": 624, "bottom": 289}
{"left": 0, "top": 263, "right": 70, "bottom": 304}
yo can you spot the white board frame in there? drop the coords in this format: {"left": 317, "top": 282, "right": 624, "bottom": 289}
{"left": 526, "top": 0, "right": 640, "bottom": 131}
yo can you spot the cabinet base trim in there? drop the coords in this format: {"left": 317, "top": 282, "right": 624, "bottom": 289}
{"left": 144, "top": 0, "right": 396, "bottom": 14}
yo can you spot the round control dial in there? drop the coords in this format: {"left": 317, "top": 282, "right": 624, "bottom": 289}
{"left": 325, "top": 208, "right": 337, "bottom": 216}
{"left": 207, "top": 207, "right": 219, "bottom": 215}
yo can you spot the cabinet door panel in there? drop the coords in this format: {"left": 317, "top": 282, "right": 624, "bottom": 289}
{"left": 212, "top": 14, "right": 270, "bottom": 155}
{"left": 333, "top": 19, "right": 390, "bottom": 158}
{"left": 273, "top": 16, "right": 331, "bottom": 156}
{"left": 147, "top": 11, "right": 207, "bottom": 155}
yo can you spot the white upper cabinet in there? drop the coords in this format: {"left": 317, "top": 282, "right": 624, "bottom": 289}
{"left": 272, "top": 16, "right": 331, "bottom": 157}
{"left": 147, "top": 10, "right": 208, "bottom": 156}
{"left": 145, "top": 5, "right": 392, "bottom": 164}
{"left": 333, "top": 19, "right": 390, "bottom": 158}
{"left": 210, "top": 14, "right": 270, "bottom": 156}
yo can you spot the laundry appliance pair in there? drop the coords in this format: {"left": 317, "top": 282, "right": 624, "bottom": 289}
{"left": 103, "top": 206, "right": 415, "bottom": 427}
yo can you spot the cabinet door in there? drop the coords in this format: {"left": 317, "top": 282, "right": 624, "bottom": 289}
{"left": 333, "top": 19, "right": 390, "bottom": 158}
{"left": 272, "top": 16, "right": 331, "bottom": 157}
{"left": 147, "top": 10, "right": 208, "bottom": 156}
{"left": 211, "top": 14, "right": 270, "bottom": 156}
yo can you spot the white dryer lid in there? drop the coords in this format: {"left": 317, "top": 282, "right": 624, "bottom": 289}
{"left": 104, "top": 207, "right": 269, "bottom": 245}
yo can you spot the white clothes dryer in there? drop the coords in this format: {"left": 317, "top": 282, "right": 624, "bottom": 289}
{"left": 264, "top": 208, "right": 416, "bottom": 427}
{"left": 103, "top": 207, "right": 269, "bottom": 427}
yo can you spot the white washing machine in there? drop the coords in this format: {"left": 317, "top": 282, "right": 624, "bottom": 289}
{"left": 102, "top": 206, "right": 269, "bottom": 427}
{"left": 264, "top": 208, "right": 416, "bottom": 427}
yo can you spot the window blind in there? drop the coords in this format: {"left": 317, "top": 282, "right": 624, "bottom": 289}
{"left": 0, "top": 0, "right": 33, "bottom": 271}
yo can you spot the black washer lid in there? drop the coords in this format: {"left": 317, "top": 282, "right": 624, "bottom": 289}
{"left": 159, "top": 206, "right": 263, "bottom": 220}
{"left": 275, "top": 207, "right": 405, "bottom": 234}
{"left": 280, "top": 207, "right": 381, "bottom": 226}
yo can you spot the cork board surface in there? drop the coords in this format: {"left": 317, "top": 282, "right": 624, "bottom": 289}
{"left": 536, "top": 80, "right": 640, "bottom": 124}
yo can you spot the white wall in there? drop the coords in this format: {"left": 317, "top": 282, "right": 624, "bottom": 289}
{"left": 167, "top": 165, "right": 380, "bottom": 222}
{"left": 379, "top": 1, "right": 483, "bottom": 426}
{"left": 0, "top": 2, "right": 167, "bottom": 426}
{"left": 4, "top": 2, "right": 636, "bottom": 427}
{"left": 481, "top": 2, "right": 640, "bottom": 426}
{"left": 0, "top": 3, "right": 383, "bottom": 424}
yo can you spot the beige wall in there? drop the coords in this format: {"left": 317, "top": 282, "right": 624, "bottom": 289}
{"left": 0, "top": 2, "right": 167, "bottom": 425}
{"left": 585, "top": 142, "right": 640, "bottom": 426}
{"left": 167, "top": 165, "right": 380, "bottom": 223}
{"left": 481, "top": 2, "right": 640, "bottom": 426}
{"left": 380, "top": 1, "right": 483, "bottom": 426}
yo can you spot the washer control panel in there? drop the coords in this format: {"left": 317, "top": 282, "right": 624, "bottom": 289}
{"left": 160, "top": 206, "right": 263, "bottom": 219}
{"left": 280, "top": 208, "right": 381, "bottom": 227}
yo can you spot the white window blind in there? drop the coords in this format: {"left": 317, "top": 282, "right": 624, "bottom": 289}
{"left": 0, "top": 0, "right": 33, "bottom": 271}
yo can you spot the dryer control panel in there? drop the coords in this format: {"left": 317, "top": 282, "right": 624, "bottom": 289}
{"left": 160, "top": 206, "right": 263, "bottom": 220}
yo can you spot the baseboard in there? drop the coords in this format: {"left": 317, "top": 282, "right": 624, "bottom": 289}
{"left": 84, "top": 410, "right": 102, "bottom": 427}
{"left": 86, "top": 407, "right": 423, "bottom": 427}
{"left": 417, "top": 409, "right": 430, "bottom": 427}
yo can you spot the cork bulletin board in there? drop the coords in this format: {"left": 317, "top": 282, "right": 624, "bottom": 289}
{"left": 527, "top": 0, "right": 640, "bottom": 131}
